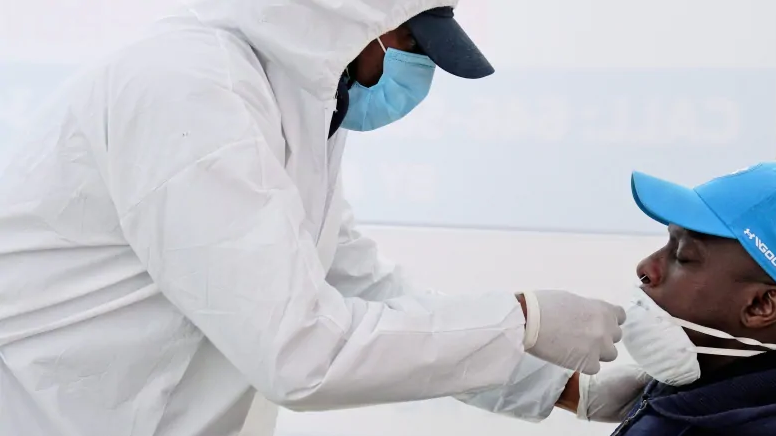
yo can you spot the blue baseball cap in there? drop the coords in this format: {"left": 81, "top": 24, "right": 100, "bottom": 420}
{"left": 405, "top": 7, "right": 494, "bottom": 79}
{"left": 631, "top": 162, "right": 776, "bottom": 280}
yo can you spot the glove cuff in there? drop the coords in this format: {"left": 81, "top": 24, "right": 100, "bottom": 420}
{"left": 521, "top": 291, "right": 541, "bottom": 350}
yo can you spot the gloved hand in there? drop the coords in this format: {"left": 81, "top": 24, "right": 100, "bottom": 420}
{"left": 520, "top": 290, "right": 626, "bottom": 375}
{"left": 577, "top": 364, "right": 652, "bottom": 422}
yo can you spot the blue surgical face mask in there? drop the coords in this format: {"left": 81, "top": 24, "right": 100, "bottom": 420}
{"left": 342, "top": 38, "right": 436, "bottom": 132}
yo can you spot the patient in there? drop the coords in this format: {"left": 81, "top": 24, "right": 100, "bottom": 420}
{"left": 557, "top": 163, "right": 776, "bottom": 435}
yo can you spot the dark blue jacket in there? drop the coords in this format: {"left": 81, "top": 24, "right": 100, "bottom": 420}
{"left": 612, "top": 352, "right": 776, "bottom": 436}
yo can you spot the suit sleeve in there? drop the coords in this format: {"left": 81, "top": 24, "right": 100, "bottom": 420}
{"left": 327, "top": 199, "right": 573, "bottom": 419}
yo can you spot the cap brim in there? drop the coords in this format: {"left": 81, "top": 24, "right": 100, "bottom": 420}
{"left": 405, "top": 14, "right": 494, "bottom": 79}
{"left": 631, "top": 171, "right": 733, "bottom": 238}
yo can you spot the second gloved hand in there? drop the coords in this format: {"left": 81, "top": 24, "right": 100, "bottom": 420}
{"left": 520, "top": 290, "right": 626, "bottom": 375}
{"left": 577, "top": 364, "right": 652, "bottom": 422}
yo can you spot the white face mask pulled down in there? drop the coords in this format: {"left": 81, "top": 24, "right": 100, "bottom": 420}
{"left": 623, "top": 285, "right": 776, "bottom": 386}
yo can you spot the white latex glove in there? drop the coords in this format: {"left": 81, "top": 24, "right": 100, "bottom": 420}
{"left": 577, "top": 364, "right": 652, "bottom": 422}
{"left": 521, "top": 290, "right": 626, "bottom": 375}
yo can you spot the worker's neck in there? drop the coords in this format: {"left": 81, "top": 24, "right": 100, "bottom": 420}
{"left": 328, "top": 75, "right": 350, "bottom": 138}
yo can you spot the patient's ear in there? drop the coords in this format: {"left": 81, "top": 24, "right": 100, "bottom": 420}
{"left": 742, "top": 288, "right": 776, "bottom": 329}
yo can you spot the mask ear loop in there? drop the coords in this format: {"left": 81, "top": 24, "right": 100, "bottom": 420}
{"left": 668, "top": 316, "right": 776, "bottom": 353}
{"left": 631, "top": 283, "right": 774, "bottom": 356}
{"left": 343, "top": 37, "right": 387, "bottom": 90}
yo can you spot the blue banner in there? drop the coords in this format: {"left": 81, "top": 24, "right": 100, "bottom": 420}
{"left": 343, "top": 68, "right": 776, "bottom": 234}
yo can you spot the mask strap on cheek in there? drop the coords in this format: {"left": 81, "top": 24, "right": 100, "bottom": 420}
{"left": 690, "top": 346, "right": 765, "bottom": 357}
{"left": 666, "top": 316, "right": 776, "bottom": 355}
{"left": 377, "top": 37, "right": 387, "bottom": 53}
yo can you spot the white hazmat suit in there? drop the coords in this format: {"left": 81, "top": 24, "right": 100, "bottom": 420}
{"left": 0, "top": 0, "right": 624, "bottom": 435}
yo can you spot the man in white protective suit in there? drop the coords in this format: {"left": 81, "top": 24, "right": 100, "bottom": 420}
{"left": 0, "top": 1, "right": 648, "bottom": 435}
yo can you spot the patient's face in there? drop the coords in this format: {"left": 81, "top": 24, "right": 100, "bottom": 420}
{"left": 635, "top": 225, "right": 776, "bottom": 350}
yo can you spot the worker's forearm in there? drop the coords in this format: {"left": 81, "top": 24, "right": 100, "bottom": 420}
{"left": 555, "top": 371, "right": 580, "bottom": 413}
{"left": 455, "top": 355, "right": 574, "bottom": 421}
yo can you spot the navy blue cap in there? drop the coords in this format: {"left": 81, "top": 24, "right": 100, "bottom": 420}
{"left": 631, "top": 163, "right": 776, "bottom": 281}
{"left": 405, "top": 7, "right": 494, "bottom": 79}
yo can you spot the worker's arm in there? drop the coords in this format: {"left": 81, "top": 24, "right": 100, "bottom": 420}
{"left": 455, "top": 357, "right": 574, "bottom": 421}
{"left": 326, "top": 198, "right": 649, "bottom": 422}
{"left": 458, "top": 364, "right": 650, "bottom": 423}
{"left": 555, "top": 372, "right": 581, "bottom": 413}
{"left": 107, "top": 67, "right": 527, "bottom": 412}
{"left": 326, "top": 199, "right": 573, "bottom": 421}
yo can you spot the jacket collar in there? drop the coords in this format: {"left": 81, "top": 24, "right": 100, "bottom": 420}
{"left": 648, "top": 352, "right": 776, "bottom": 429}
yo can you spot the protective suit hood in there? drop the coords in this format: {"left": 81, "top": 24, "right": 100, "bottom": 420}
{"left": 184, "top": 0, "right": 459, "bottom": 100}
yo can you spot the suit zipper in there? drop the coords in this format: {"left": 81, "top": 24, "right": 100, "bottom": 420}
{"left": 315, "top": 99, "right": 338, "bottom": 243}
{"left": 611, "top": 397, "right": 650, "bottom": 436}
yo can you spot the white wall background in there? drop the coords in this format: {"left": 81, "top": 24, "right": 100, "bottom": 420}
{"left": 2, "top": 0, "right": 775, "bottom": 435}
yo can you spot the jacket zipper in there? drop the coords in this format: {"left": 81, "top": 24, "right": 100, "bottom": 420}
{"left": 611, "top": 397, "right": 650, "bottom": 436}
{"left": 315, "top": 98, "right": 338, "bottom": 243}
